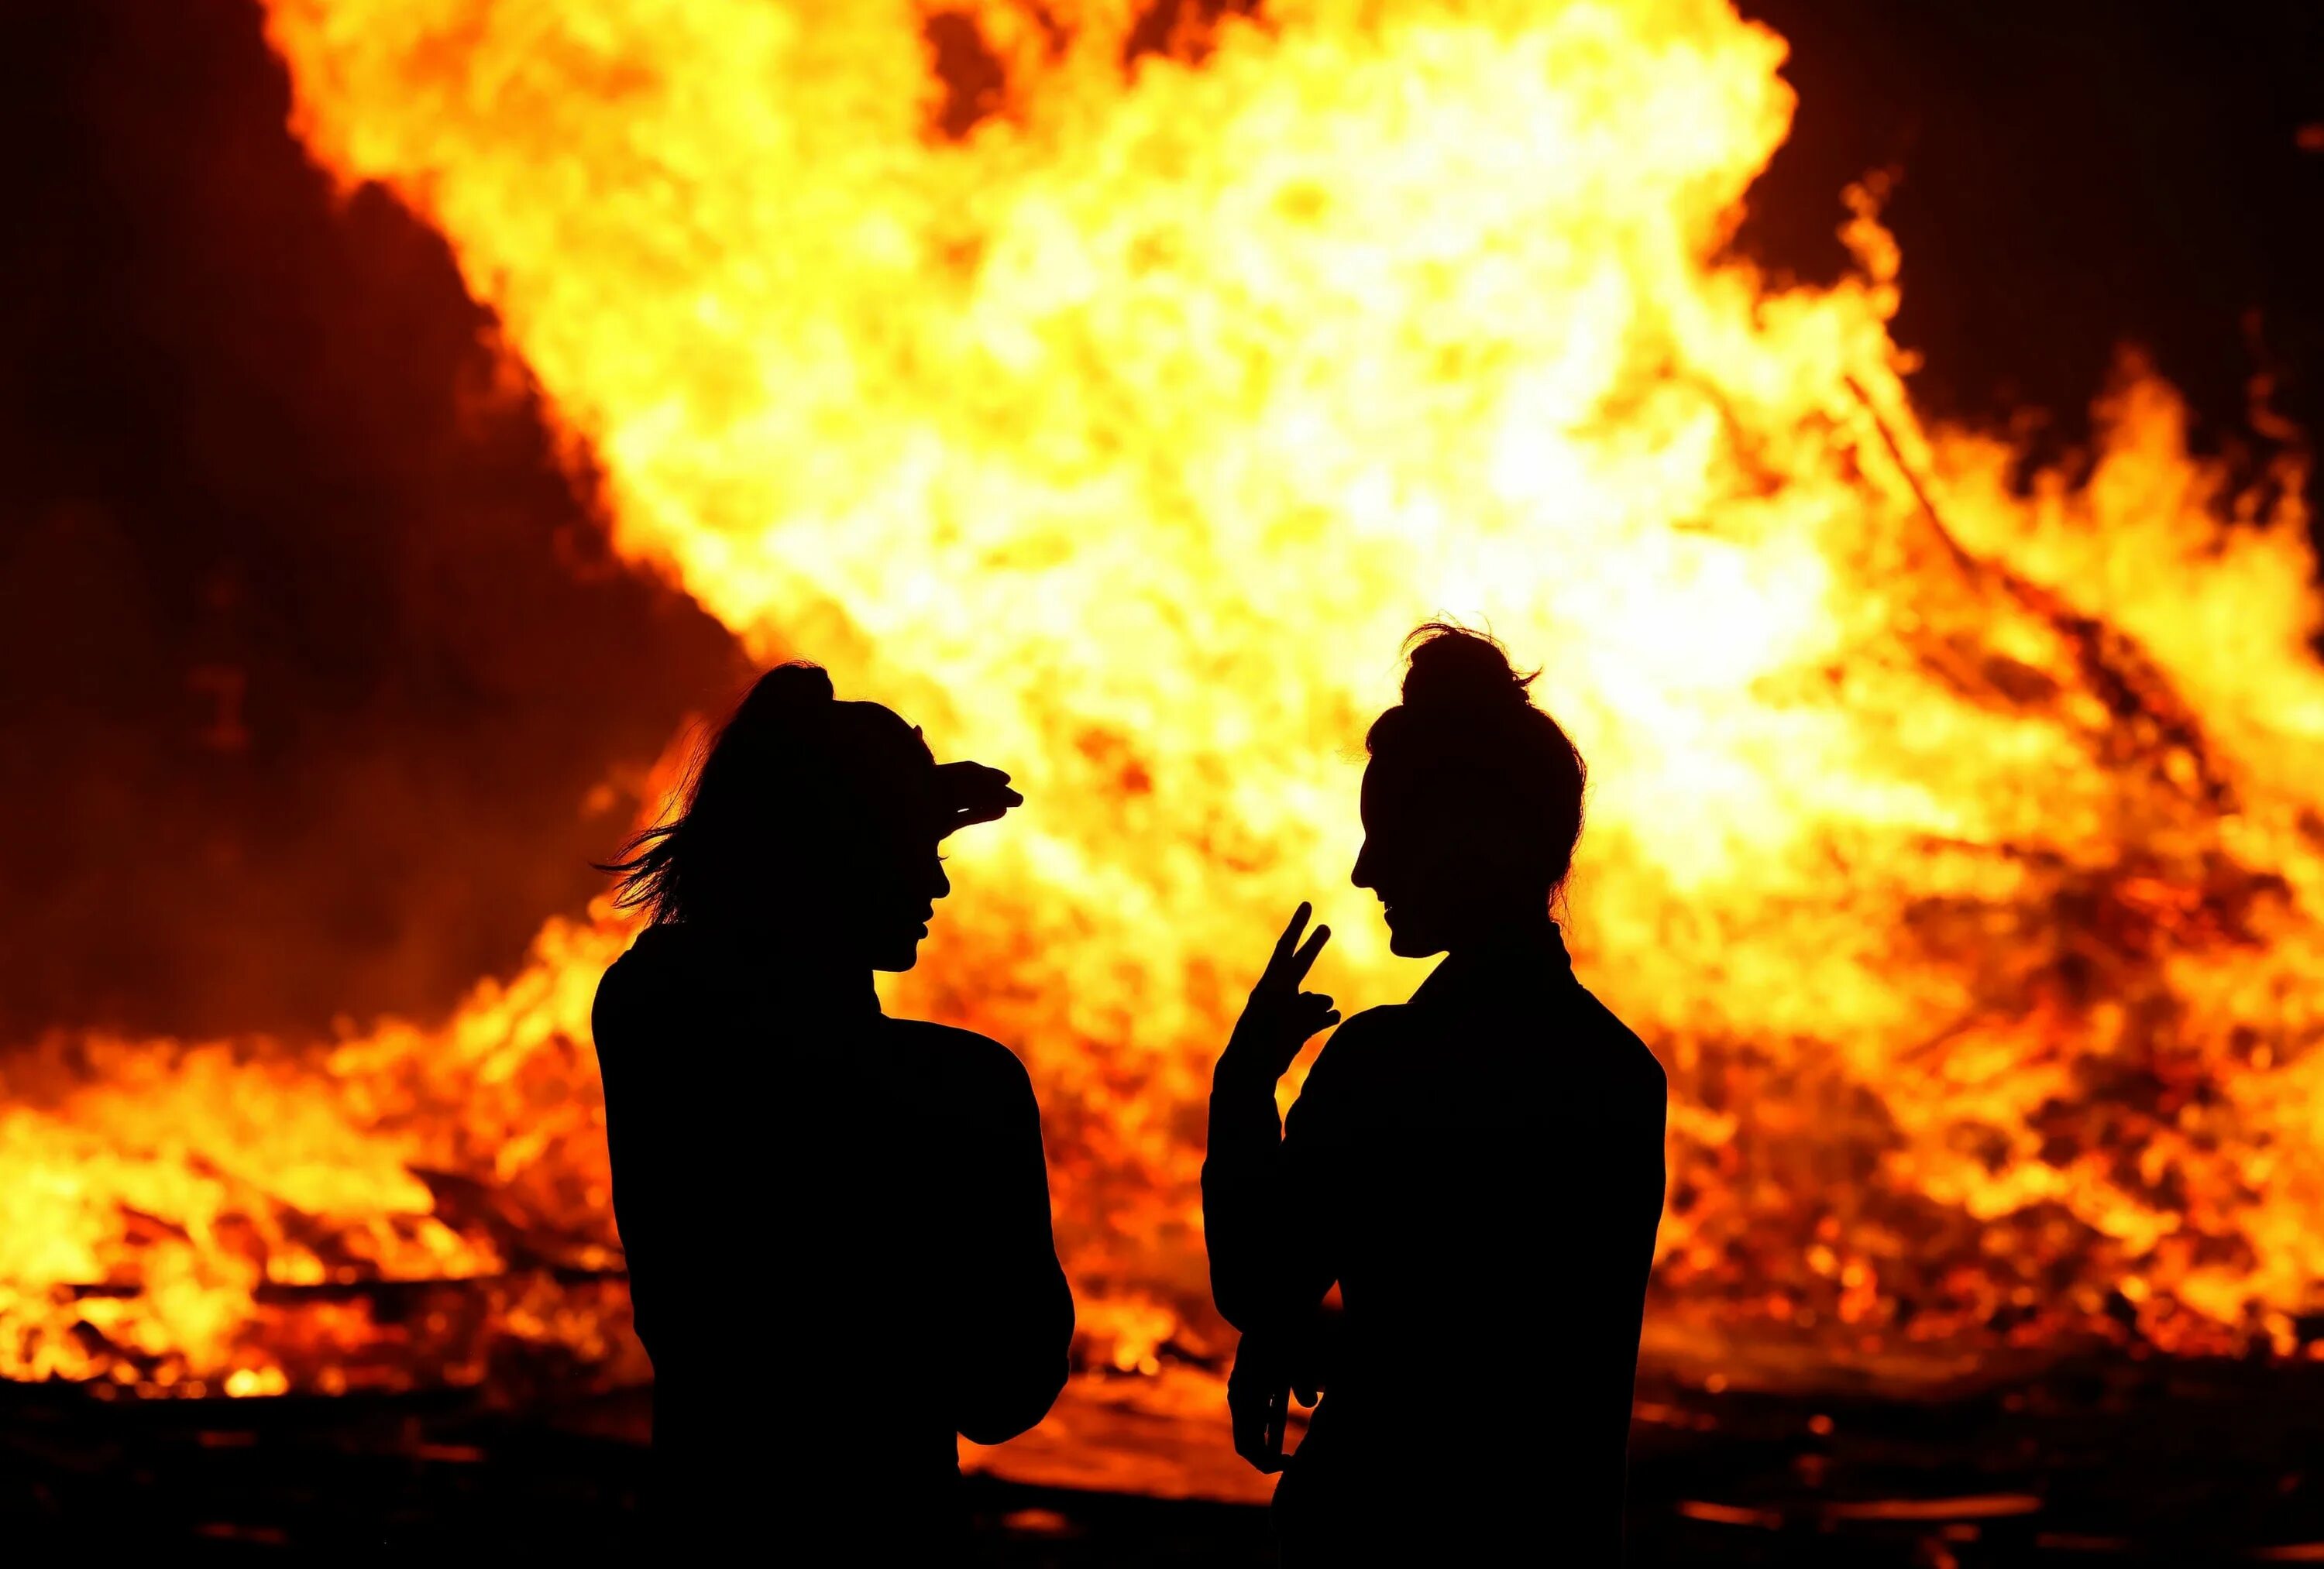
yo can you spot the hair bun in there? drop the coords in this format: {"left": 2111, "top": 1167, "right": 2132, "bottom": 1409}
{"left": 1400, "top": 623, "right": 1535, "bottom": 712}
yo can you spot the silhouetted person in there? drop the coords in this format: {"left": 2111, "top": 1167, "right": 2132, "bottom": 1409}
{"left": 1205, "top": 625, "right": 1667, "bottom": 1564}
{"left": 591, "top": 662, "right": 1072, "bottom": 1555}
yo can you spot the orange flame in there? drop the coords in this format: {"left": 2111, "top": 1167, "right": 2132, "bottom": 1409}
{"left": 8, "top": 0, "right": 2324, "bottom": 1495}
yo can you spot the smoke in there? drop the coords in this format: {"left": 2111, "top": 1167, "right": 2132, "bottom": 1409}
{"left": 0, "top": 2, "right": 744, "bottom": 1045}
{"left": 1735, "top": 0, "right": 2324, "bottom": 503}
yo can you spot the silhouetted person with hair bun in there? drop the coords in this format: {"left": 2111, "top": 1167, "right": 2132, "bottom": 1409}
{"left": 591, "top": 661, "right": 1072, "bottom": 1556}
{"left": 1205, "top": 624, "right": 1667, "bottom": 1564}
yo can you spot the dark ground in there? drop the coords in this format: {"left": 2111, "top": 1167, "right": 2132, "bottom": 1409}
{"left": 9, "top": 1358, "right": 2324, "bottom": 1564}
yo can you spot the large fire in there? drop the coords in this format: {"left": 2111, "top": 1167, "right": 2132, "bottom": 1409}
{"left": 7, "top": 0, "right": 2322, "bottom": 1496}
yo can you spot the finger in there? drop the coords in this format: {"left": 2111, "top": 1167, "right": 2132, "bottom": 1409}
{"left": 1239, "top": 1408, "right": 1282, "bottom": 1472}
{"left": 1287, "top": 922, "right": 1332, "bottom": 985}
{"left": 937, "top": 761, "right": 1000, "bottom": 796}
{"left": 936, "top": 764, "right": 1025, "bottom": 836}
{"left": 1231, "top": 1389, "right": 1263, "bottom": 1461}
{"left": 1270, "top": 902, "right": 1314, "bottom": 969}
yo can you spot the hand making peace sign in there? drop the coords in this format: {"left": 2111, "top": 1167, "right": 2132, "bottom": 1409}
{"left": 1218, "top": 902, "right": 1340, "bottom": 1085}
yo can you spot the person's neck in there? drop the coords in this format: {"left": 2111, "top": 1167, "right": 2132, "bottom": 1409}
{"left": 766, "top": 941, "right": 878, "bottom": 1008}
{"left": 1444, "top": 907, "right": 1561, "bottom": 964}
{"left": 691, "top": 922, "right": 880, "bottom": 1011}
{"left": 772, "top": 952, "right": 877, "bottom": 996}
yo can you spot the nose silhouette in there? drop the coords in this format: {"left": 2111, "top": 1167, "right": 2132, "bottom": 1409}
{"left": 1351, "top": 841, "right": 1375, "bottom": 890}
{"left": 930, "top": 858, "right": 953, "bottom": 903}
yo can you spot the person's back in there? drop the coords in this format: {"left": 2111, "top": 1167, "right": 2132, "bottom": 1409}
{"left": 590, "top": 664, "right": 1071, "bottom": 1554}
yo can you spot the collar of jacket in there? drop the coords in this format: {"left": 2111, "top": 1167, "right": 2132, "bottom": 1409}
{"left": 1408, "top": 919, "right": 1573, "bottom": 1011}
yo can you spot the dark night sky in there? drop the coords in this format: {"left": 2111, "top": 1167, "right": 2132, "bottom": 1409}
{"left": 0, "top": 3, "right": 747, "bottom": 1043}
{"left": 1738, "top": 0, "right": 2324, "bottom": 482}
{"left": 1, "top": 0, "right": 2317, "bottom": 1045}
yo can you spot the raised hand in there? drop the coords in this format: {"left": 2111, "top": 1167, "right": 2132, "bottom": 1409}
{"left": 1219, "top": 902, "right": 1339, "bottom": 1086}
{"left": 933, "top": 760, "right": 1023, "bottom": 837}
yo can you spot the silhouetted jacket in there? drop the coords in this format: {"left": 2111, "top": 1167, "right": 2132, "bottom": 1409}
{"left": 1205, "top": 925, "right": 1666, "bottom": 1562}
{"left": 592, "top": 925, "right": 1072, "bottom": 1547}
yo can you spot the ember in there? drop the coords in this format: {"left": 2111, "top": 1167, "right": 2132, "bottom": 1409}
{"left": 6, "top": 0, "right": 2324, "bottom": 1544}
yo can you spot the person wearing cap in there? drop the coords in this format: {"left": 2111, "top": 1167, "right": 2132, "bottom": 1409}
{"left": 591, "top": 661, "right": 1071, "bottom": 1556}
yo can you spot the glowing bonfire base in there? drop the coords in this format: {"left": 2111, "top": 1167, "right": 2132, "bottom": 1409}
{"left": 8, "top": 0, "right": 2324, "bottom": 1512}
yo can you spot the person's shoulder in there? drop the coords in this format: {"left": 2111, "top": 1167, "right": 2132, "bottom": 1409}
{"left": 1299, "top": 1004, "right": 1406, "bottom": 1096}
{"left": 1571, "top": 983, "right": 1666, "bottom": 1108}
{"left": 590, "top": 926, "right": 744, "bottom": 1063}
{"left": 591, "top": 929, "right": 671, "bottom": 1042}
{"left": 1315, "top": 1002, "right": 1401, "bottom": 1056}
{"left": 881, "top": 1017, "right": 1036, "bottom": 1096}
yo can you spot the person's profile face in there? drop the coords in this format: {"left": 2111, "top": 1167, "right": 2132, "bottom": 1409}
{"left": 1352, "top": 754, "right": 1461, "bottom": 959}
{"left": 1353, "top": 751, "right": 1543, "bottom": 958}
{"left": 858, "top": 829, "right": 951, "bottom": 972}
{"left": 765, "top": 760, "right": 954, "bottom": 970}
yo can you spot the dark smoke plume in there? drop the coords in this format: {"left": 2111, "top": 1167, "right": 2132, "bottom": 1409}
{"left": 0, "top": 2, "right": 745, "bottom": 1045}
{"left": 1736, "top": 0, "right": 2324, "bottom": 505}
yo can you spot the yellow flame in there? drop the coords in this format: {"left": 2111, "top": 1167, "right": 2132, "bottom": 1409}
{"left": 7, "top": 0, "right": 2324, "bottom": 1491}
{"left": 1, "top": 916, "right": 637, "bottom": 1390}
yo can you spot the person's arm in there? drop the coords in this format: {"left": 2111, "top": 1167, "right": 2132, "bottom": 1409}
{"left": 1202, "top": 1049, "right": 1291, "bottom": 1333}
{"left": 591, "top": 968, "right": 671, "bottom": 1357}
{"left": 1215, "top": 1058, "right": 1355, "bottom": 1468}
{"left": 1202, "top": 904, "right": 1340, "bottom": 1330}
{"left": 1202, "top": 905, "right": 1344, "bottom": 1471}
{"left": 949, "top": 1047, "right": 1074, "bottom": 1446}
